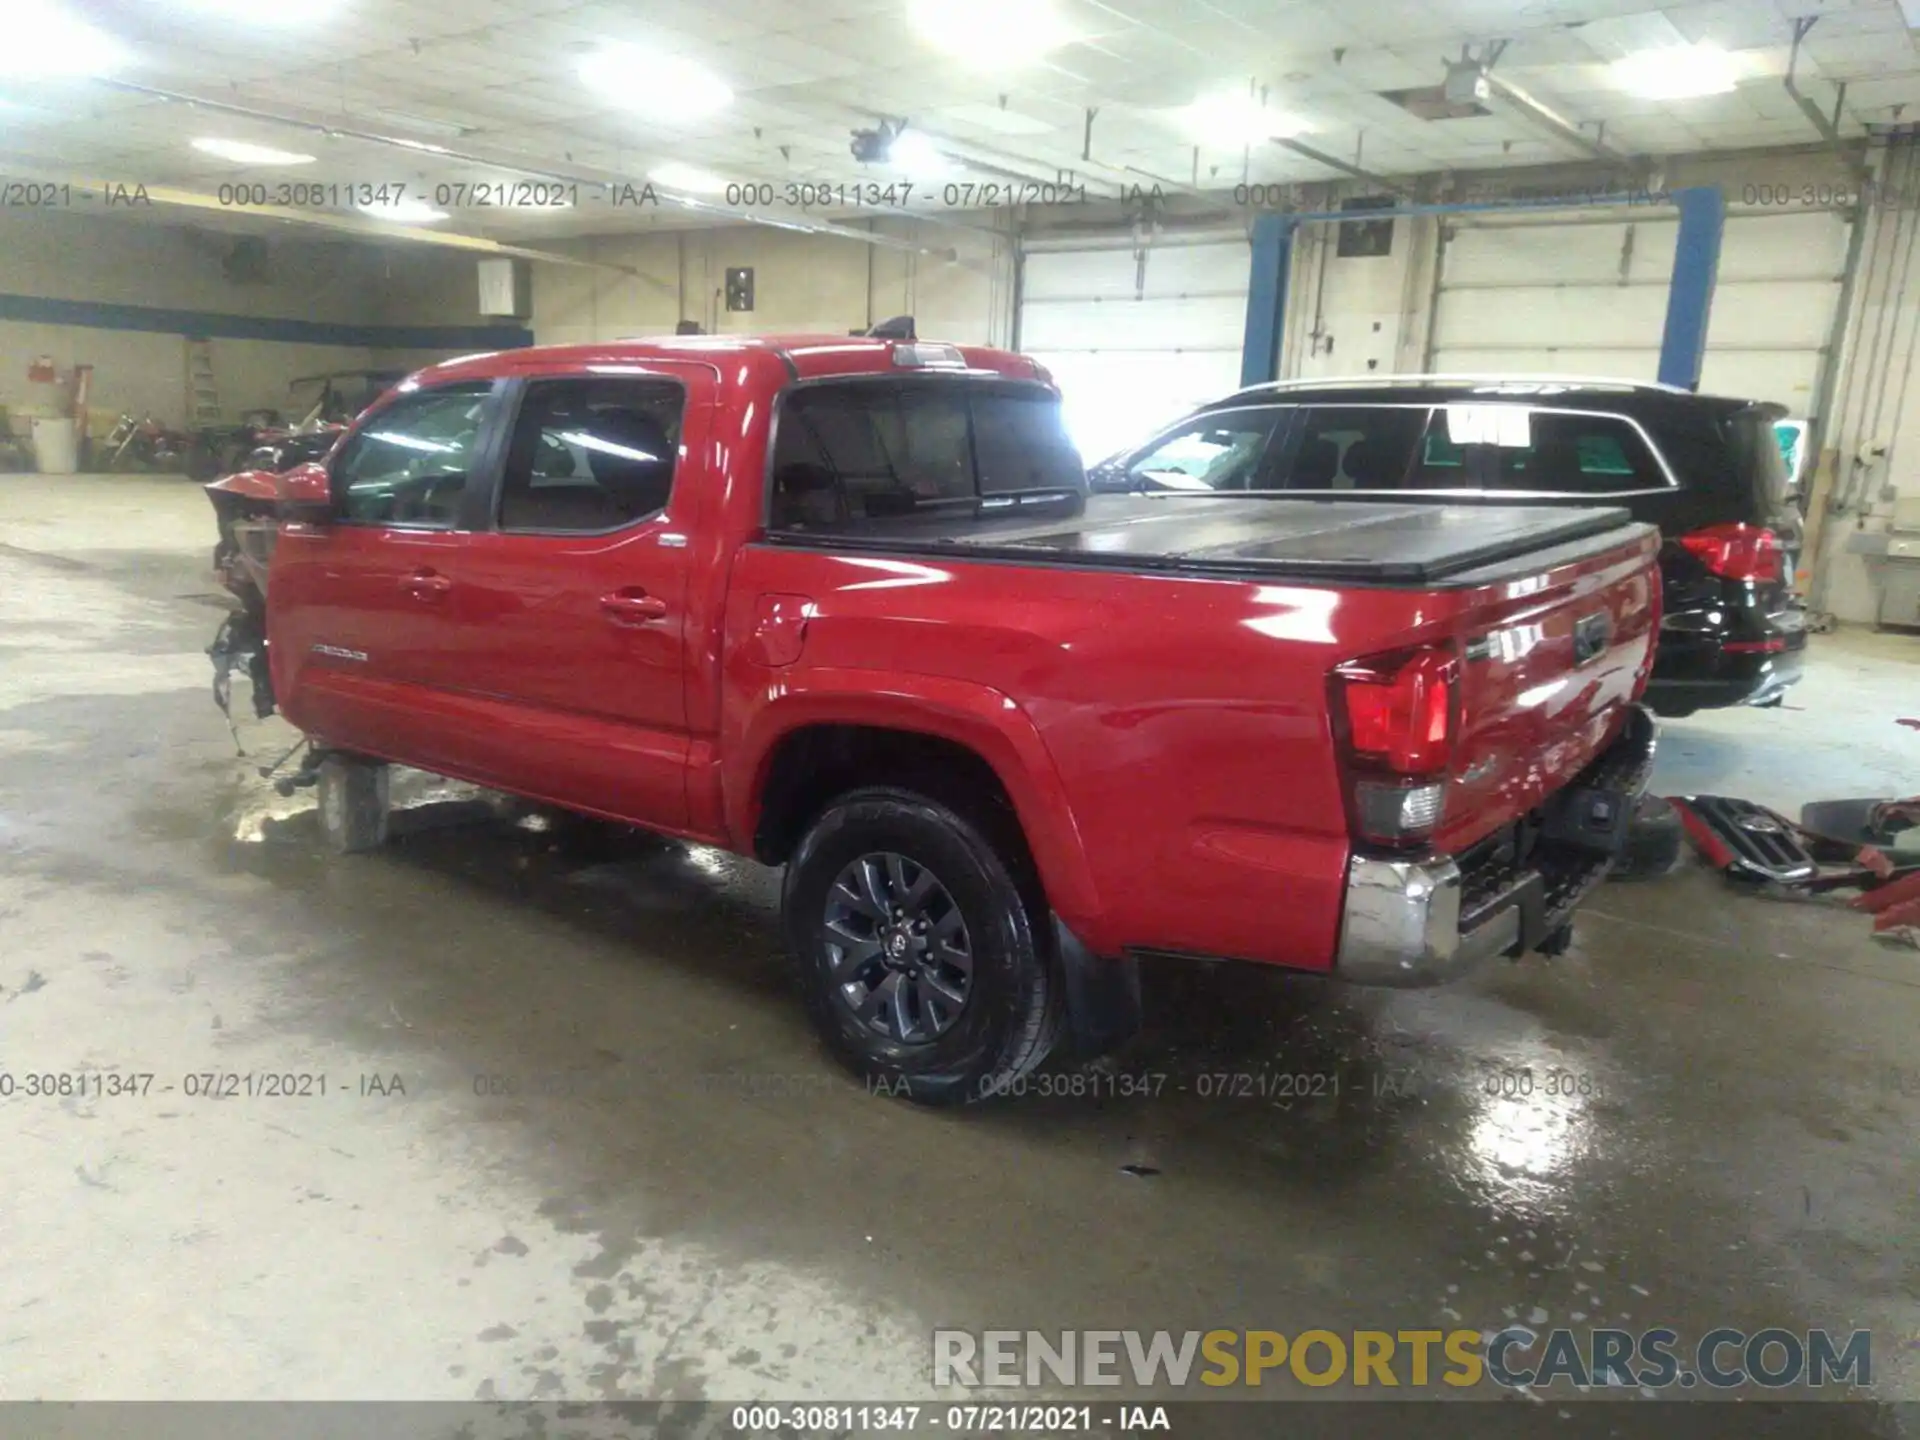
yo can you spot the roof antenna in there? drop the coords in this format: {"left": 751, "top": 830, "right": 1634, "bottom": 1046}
{"left": 866, "top": 315, "right": 916, "bottom": 339}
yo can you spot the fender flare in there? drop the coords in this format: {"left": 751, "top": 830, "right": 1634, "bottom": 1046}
{"left": 726, "top": 668, "right": 1104, "bottom": 931}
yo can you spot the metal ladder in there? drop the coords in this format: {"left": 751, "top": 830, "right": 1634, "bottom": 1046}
{"left": 186, "top": 339, "right": 220, "bottom": 425}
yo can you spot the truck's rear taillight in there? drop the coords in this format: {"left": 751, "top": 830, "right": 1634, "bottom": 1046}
{"left": 1678, "top": 523, "right": 1782, "bottom": 583}
{"left": 1337, "top": 648, "right": 1456, "bottom": 774}
{"left": 1332, "top": 646, "right": 1459, "bottom": 848}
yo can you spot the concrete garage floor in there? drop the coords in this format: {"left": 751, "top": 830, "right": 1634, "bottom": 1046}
{"left": 1, "top": 473, "right": 1916, "bottom": 1433}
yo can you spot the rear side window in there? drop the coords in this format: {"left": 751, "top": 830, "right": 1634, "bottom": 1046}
{"left": 1412, "top": 407, "right": 1668, "bottom": 495}
{"left": 497, "top": 377, "right": 683, "bottom": 533}
{"left": 768, "top": 382, "right": 1084, "bottom": 535}
{"left": 1278, "top": 405, "right": 1424, "bottom": 491}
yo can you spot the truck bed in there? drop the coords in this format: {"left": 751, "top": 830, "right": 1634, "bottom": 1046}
{"left": 768, "top": 493, "right": 1639, "bottom": 586}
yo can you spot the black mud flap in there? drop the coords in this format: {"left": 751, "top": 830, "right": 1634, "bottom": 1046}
{"left": 1053, "top": 916, "right": 1142, "bottom": 1060}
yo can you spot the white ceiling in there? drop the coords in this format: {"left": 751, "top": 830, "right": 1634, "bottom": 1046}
{"left": 1, "top": 0, "right": 1917, "bottom": 243}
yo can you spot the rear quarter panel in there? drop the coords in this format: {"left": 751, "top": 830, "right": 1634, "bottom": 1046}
{"left": 723, "top": 545, "right": 1464, "bottom": 966}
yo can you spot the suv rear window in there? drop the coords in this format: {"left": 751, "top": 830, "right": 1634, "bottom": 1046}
{"left": 769, "top": 381, "right": 1084, "bottom": 536}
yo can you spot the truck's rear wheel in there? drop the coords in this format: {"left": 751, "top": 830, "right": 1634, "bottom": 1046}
{"left": 783, "top": 787, "right": 1060, "bottom": 1105}
{"left": 316, "top": 753, "right": 391, "bottom": 854}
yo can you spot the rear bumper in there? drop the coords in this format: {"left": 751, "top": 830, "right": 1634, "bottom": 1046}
{"left": 1335, "top": 704, "right": 1658, "bottom": 987}
{"left": 1646, "top": 603, "right": 1807, "bottom": 714}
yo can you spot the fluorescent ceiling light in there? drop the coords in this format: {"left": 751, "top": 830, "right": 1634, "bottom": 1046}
{"left": 1177, "top": 92, "right": 1312, "bottom": 146}
{"left": 909, "top": 0, "right": 1073, "bottom": 67}
{"left": 192, "top": 137, "right": 317, "bottom": 166}
{"left": 888, "top": 130, "right": 953, "bottom": 177}
{"left": 363, "top": 109, "right": 471, "bottom": 138}
{"left": 368, "top": 431, "right": 457, "bottom": 453}
{"left": 0, "top": 3, "right": 127, "bottom": 78}
{"left": 578, "top": 44, "right": 732, "bottom": 120}
{"left": 359, "top": 199, "right": 450, "bottom": 224}
{"left": 559, "top": 431, "right": 660, "bottom": 464}
{"left": 649, "top": 161, "right": 727, "bottom": 194}
{"left": 172, "top": 0, "right": 337, "bottom": 21}
{"left": 1613, "top": 43, "right": 1739, "bottom": 99}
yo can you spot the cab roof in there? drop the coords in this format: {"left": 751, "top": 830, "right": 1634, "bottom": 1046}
{"left": 408, "top": 334, "right": 1047, "bottom": 388}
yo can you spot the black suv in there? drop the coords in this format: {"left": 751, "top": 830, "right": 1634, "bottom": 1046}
{"left": 1086, "top": 377, "right": 1807, "bottom": 718}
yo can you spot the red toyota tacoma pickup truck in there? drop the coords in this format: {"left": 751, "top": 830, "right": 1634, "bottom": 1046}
{"left": 206, "top": 333, "right": 1661, "bottom": 1104}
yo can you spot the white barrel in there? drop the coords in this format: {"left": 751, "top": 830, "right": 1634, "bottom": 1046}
{"left": 30, "top": 417, "right": 79, "bottom": 474}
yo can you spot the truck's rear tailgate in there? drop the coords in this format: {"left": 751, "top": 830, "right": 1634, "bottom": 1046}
{"left": 1430, "top": 521, "right": 1661, "bottom": 854}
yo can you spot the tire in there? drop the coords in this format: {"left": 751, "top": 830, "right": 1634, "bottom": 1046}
{"left": 782, "top": 786, "right": 1061, "bottom": 1106}
{"left": 316, "top": 753, "right": 391, "bottom": 854}
{"left": 1608, "top": 793, "right": 1683, "bottom": 882}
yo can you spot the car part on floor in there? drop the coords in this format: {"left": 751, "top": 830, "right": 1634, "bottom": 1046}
{"left": 1671, "top": 790, "right": 1920, "bottom": 941}
{"left": 1799, "top": 797, "right": 1920, "bottom": 848}
{"left": 1849, "top": 866, "right": 1920, "bottom": 934}
{"left": 1670, "top": 795, "right": 1821, "bottom": 884}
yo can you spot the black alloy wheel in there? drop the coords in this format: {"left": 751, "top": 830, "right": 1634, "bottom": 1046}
{"left": 823, "top": 851, "right": 973, "bottom": 1043}
{"left": 782, "top": 786, "right": 1063, "bottom": 1105}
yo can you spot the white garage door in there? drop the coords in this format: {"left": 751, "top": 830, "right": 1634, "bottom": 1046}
{"left": 1018, "top": 235, "right": 1249, "bottom": 462}
{"left": 1428, "top": 209, "right": 1850, "bottom": 419}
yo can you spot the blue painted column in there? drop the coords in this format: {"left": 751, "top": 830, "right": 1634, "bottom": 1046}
{"left": 1657, "top": 185, "right": 1725, "bottom": 390}
{"left": 1240, "top": 213, "right": 1297, "bottom": 387}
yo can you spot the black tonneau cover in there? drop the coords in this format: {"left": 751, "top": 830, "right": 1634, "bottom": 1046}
{"left": 770, "top": 494, "right": 1638, "bottom": 586}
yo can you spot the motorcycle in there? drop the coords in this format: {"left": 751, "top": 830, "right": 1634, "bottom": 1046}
{"left": 103, "top": 411, "right": 196, "bottom": 472}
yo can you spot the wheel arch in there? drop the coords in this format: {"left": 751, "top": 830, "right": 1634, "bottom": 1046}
{"left": 728, "top": 671, "right": 1103, "bottom": 930}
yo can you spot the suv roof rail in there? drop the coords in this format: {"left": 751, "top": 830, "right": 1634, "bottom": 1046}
{"left": 1239, "top": 373, "right": 1694, "bottom": 394}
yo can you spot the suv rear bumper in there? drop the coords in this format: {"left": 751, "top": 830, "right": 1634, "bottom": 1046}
{"left": 1644, "top": 645, "right": 1803, "bottom": 713}
{"left": 1335, "top": 705, "right": 1658, "bottom": 987}
{"left": 1647, "top": 602, "right": 1807, "bottom": 714}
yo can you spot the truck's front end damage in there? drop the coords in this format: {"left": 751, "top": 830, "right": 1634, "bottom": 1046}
{"left": 205, "top": 471, "right": 282, "bottom": 726}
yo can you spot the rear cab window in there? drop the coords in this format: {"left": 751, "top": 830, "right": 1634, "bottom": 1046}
{"left": 768, "top": 380, "right": 1085, "bottom": 538}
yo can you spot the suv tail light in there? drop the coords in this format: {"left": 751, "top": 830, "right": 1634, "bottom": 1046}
{"left": 1678, "top": 523, "right": 1782, "bottom": 584}
{"left": 1331, "top": 645, "right": 1459, "bottom": 848}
